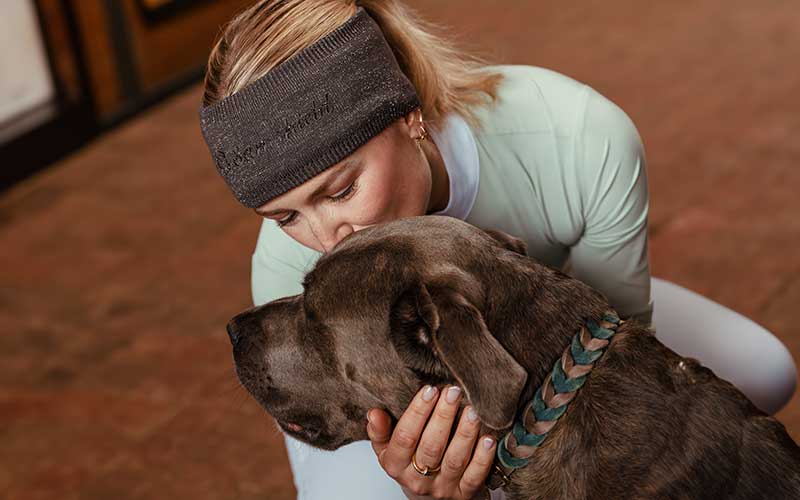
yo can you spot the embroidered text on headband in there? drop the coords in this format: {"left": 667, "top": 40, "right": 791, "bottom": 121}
{"left": 197, "top": 6, "right": 422, "bottom": 208}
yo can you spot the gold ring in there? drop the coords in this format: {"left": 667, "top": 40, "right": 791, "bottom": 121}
{"left": 411, "top": 452, "right": 441, "bottom": 476}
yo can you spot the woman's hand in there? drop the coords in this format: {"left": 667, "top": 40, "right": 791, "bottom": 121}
{"left": 366, "top": 384, "right": 497, "bottom": 500}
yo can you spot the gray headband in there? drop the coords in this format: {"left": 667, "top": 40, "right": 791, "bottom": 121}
{"left": 198, "top": 6, "right": 421, "bottom": 208}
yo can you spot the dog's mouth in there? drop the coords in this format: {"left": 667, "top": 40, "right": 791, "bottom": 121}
{"left": 276, "top": 420, "right": 321, "bottom": 441}
{"left": 275, "top": 418, "right": 354, "bottom": 450}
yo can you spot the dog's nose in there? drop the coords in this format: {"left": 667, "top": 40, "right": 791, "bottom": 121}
{"left": 226, "top": 320, "right": 241, "bottom": 347}
{"left": 226, "top": 313, "right": 260, "bottom": 348}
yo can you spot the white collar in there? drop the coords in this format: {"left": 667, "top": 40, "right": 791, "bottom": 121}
{"left": 427, "top": 113, "right": 480, "bottom": 220}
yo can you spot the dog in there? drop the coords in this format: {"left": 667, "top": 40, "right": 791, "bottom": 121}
{"left": 227, "top": 215, "right": 800, "bottom": 499}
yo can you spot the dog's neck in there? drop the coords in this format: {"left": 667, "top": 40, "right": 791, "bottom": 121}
{"left": 484, "top": 310, "right": 624, "bottom": 492}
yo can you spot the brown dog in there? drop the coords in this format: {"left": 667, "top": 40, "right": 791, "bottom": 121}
{"left": 227, "top": 215, "right": 800, "bottom": 499}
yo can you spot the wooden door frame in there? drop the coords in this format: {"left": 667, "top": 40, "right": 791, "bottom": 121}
{"left": 1, "top": 0, "right": 98, "bottom": 191}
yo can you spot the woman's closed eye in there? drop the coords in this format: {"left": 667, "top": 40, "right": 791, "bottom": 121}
{"left": 330, "top": 179, "right": 358, "bottom": 204}
{"left": 275, "top": 213, "right": 297, "bottom": 228}
{"left": 275, "top": 180, "right": 360, "bottom": 228}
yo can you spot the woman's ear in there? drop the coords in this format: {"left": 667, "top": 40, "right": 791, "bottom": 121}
{"left": 482, "top": 228, "right": 528, "bottom": 256}
{"left": 389, "top": 281, "right": 528, "bottom": 430}
{"left": 402, "top": 108, "right": 424, "bottom": 139}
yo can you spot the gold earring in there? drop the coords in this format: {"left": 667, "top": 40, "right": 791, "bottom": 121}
{"left": 415, "top": 119, "right": 428, "bottom": 143}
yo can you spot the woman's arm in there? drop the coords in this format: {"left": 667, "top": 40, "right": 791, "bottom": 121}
{"left": 568, "top": 88, "right": 655, "bottom": 329}
{"left": 251, "top": 218, "right": 320, "bottom": 305}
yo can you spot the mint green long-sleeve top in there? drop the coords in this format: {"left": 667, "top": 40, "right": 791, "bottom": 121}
{"left": 251, "top": 63, "right": 653, "bottom": 326}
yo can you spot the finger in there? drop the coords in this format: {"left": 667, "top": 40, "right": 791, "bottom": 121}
{"left": 438, "top": 405, "right": 481, "bottom": 483}
{"left": 367, "top": 408, "right": 393, "bottom": 456}
{"left": 459, "top": 435, "right": 497, "bottom": 498}
{"left": 469, "top": 485, "right": 491, "bottom": 500}
{"left": 414, "top": 385, "right": 463, "bottom": 472}
{"left": 380, "top": 384, "right": 440, "bottom": 477}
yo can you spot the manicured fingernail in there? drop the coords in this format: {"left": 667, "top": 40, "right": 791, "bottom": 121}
{"left": 467, "top": 406, "right": 478, "bottom": 422}
{"left": 482, "top": 437, "right": 494, "bottom": 449}
{"left": 422, "top": 385, "right": 437, "bottom": 401}
{"left": 446, "top": 386, "right": 461, "bottom": 404}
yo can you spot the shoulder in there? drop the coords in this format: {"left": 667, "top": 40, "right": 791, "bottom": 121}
{"left": 573, "top": 87, "right": 649, "bottom": 229}
{"left": 251, "top": 218, "right": 323, "bottom": 305}
{"left": 580, "top": 84, "right": 642, "bottom": 147}
{"left": 470, "top": 64, "right": 590, "bottom": 136}
{"left": 253, "top": 217, "right": 321, "bottom": 273}
{"left": 576, "top": 85, "right": 646, "bottom": 189}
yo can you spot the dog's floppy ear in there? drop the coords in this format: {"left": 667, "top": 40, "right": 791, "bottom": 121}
{"left": 482, "top": 228, "right": 528, "bottom": 256}
{"left": 389, "top": 281, "right": 451, "bottom": 382}
{"left": 389, "top": 281, "right": 527, "bottom": 430}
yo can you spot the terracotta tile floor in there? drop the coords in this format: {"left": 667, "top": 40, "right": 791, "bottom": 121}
{"left": 1, "top": 1, "right": 797, "bottom": 498}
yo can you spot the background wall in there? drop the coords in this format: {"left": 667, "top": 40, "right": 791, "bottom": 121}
{"left": 0, "top": 0, "right": 56, "bottom": 143}
{"left": 0, "top": 0, "right": 252, "bottom": 192}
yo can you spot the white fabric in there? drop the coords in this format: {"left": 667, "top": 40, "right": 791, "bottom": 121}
{"left": 427, "top": 112, "right": 481, "bottom": 220}
{"left": 650, "top": 278, "right": 797, "bottom": 416}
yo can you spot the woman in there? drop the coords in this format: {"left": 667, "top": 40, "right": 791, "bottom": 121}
{"left": 198, "top": 1, "right": 797, "bottom": 499}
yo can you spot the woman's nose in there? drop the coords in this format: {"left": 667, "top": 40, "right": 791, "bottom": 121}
{"left": 313, "top": 221, "right": 354, "bottom": 253}
{"left": 334, "top": 224, "right": 354, "bottom": 246}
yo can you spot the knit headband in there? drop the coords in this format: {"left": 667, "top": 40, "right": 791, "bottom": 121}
{"left": 198, "top": 6, "right": 422, "bottom": 208}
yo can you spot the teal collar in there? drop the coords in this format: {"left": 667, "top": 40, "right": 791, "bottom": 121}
{"left": 485, "top": 310, "right": 625, "bottom": 490}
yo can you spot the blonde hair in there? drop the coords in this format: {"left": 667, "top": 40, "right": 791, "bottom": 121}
{"left": 202, "top": 0, "right": 505, "bottom": 132}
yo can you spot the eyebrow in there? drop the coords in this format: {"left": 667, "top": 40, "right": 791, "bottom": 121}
{"left": 255, "top": 159, "right": 360, "bottom": 217}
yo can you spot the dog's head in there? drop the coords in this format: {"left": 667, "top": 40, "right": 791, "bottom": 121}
{"left": 227, "top": 215, "right": 603, "bottom": 450}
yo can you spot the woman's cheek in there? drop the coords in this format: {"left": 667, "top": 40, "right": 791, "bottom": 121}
{"left": 401, "top": 171, "right": 432, "bottom": 218}
{"left": 353, "top": 176, "right": 394, "bottom": 223}
{"left": 348, "top": 168, "right": 392, "bottom": 222}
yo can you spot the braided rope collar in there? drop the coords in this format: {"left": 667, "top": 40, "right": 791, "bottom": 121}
{"left": 485, "top": 310, "right": 625, "bottom": 490}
